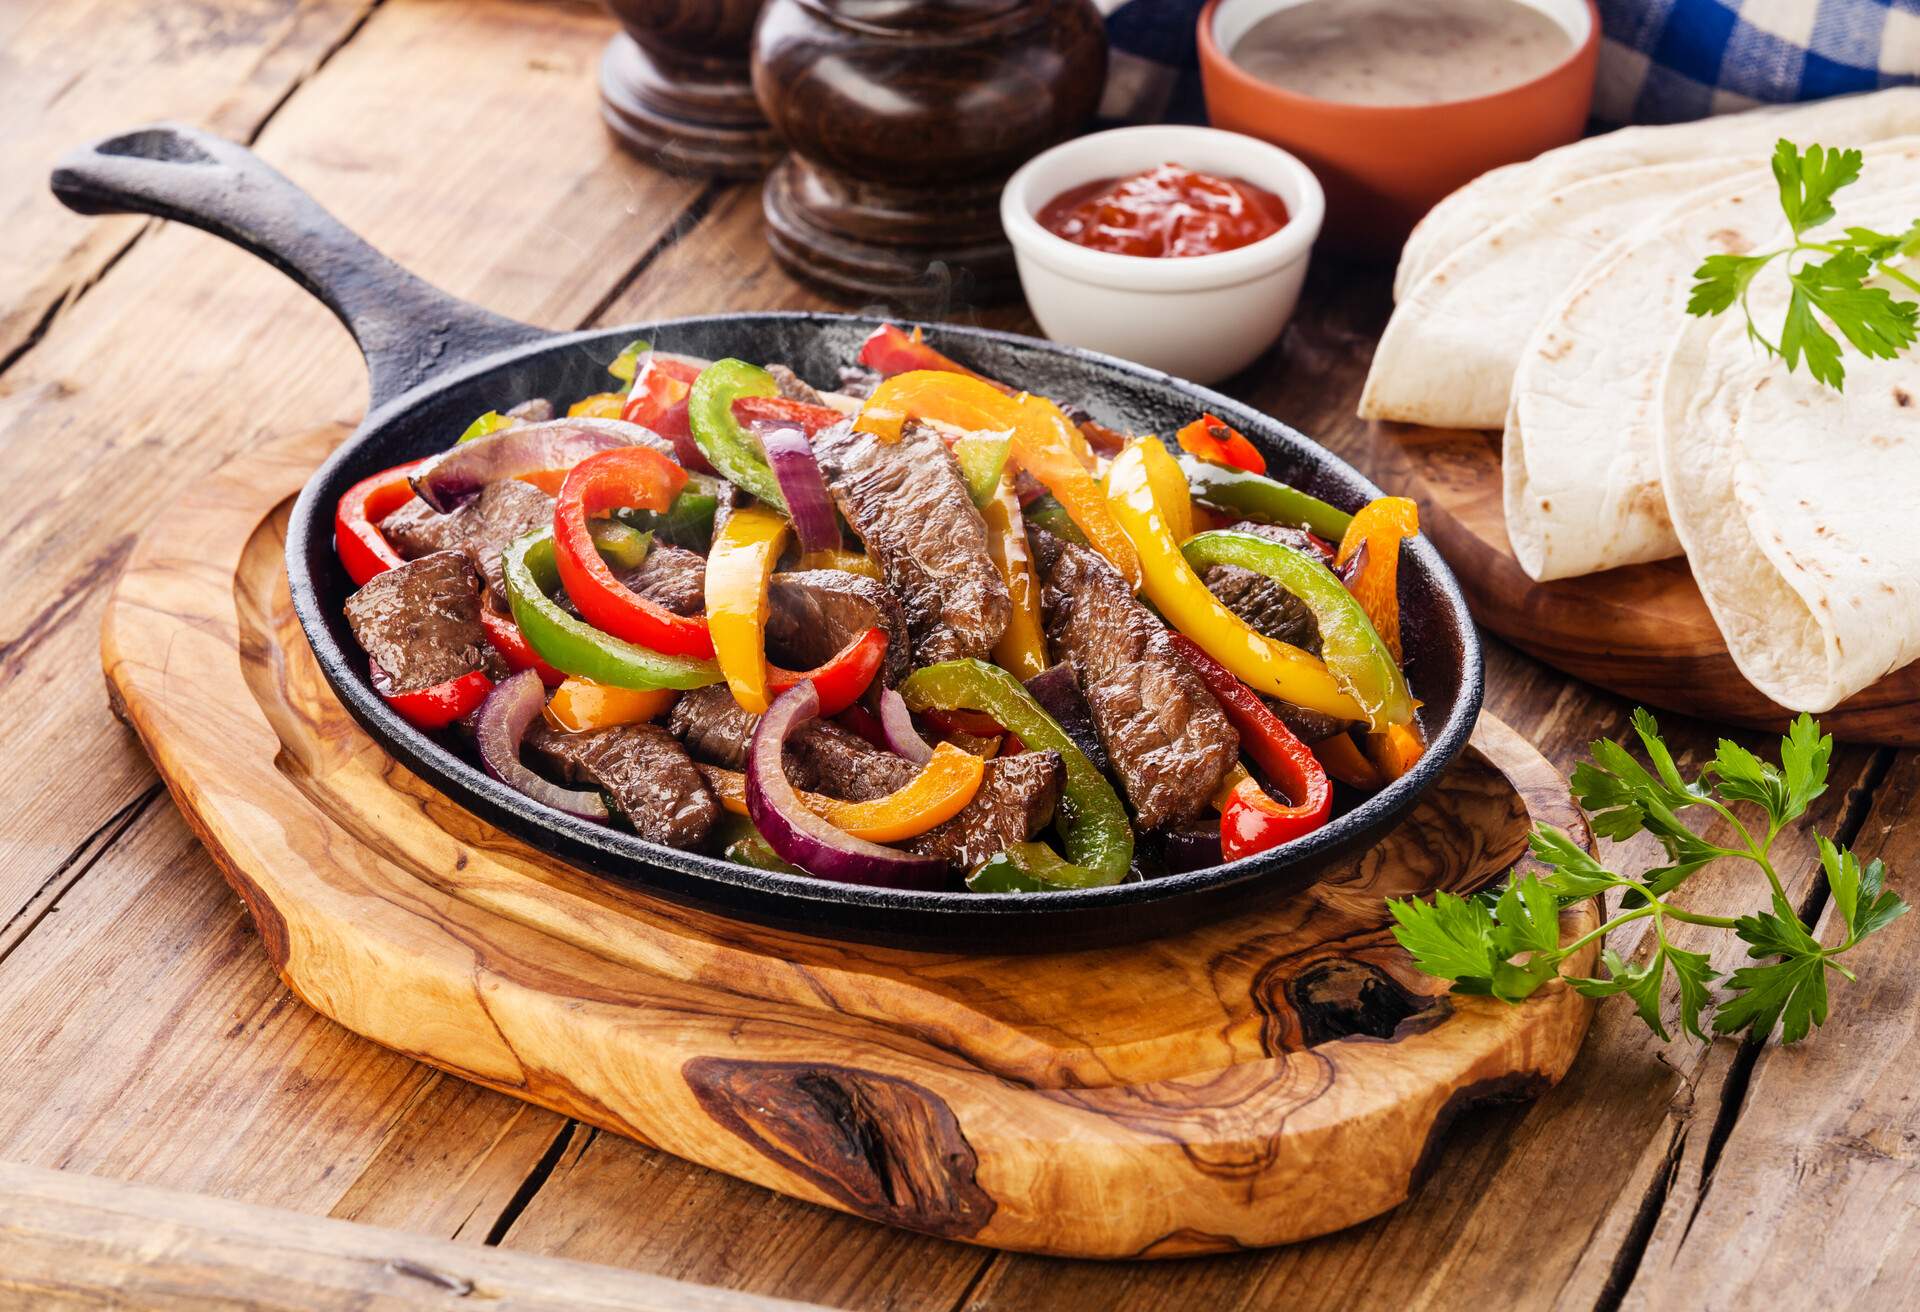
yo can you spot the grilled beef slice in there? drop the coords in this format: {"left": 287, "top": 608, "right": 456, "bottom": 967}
{"left": 1031, "top": 532, "right": 1239, "bottom": 829}
{"left": 343, "top": 551, "right": 491, "bottom": 694}
{"left": 908, "top": 750, "right": 1063, "bottom": 869}
{"left": 812, "top": 419, "right": 1009, "bottom": 664}
{"left": 766, "top": 363, "right": 828, "bottom": 406}
{"left": 379, "top": 479, "right": 554, "bottom": 606}
{"left": 618, "top": 542, "right": 707, "bottom": 617}
{"left": 505, "top": 397, "right": 555, "bottom": 422}
{"left": 523, "top": 720, "right": 717, "bottom": 848}
{"left": 767, "top": 569, "right": 913, "bottom": 688}
{"left": 670, "top": 685, "right": 915, "bottom": 801}
{"left": 1198, "top": 520, "right": 1330, "bottom": 657}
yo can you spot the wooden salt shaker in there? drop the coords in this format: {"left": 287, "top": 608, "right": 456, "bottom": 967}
{"left": 752, "top": 0, "right": 1107, "bottom": 306}
{"left": 600, "top": 0, "right": 784, "bottom": 178}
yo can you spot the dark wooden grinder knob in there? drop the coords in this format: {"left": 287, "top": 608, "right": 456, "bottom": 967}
{"left": 752, "top": 0, "right": 1107, "bottom": 307}
{"left": 600, "top": 0, "right": 784, "bottom": 178}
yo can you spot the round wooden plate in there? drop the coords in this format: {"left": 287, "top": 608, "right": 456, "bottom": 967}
{"left": 1369, "top": 422, "right": 1920, "bottom": 746}
{"left": 101, "top": 429, "right": 1600, "bottom": 1258}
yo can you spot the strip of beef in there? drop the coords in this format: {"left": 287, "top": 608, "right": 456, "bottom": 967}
{"left": 670, "top": 685, "right": 914, "bottom": 801}
{"left": 1199, "top": 520, "right": 1329, "bottom": 657}
{"left": 343, "top": 551, "right": 491, "bottom": 694}
{"left": 767, "top": 570, "right": 912, "bottom": 688}
{"left": 909, "top": 750, "right": 1063, "bottom": 870}
{"left": 505, "top": 397, "right": 554, "bottom": 422}
{"left": 812, "top": 419, "right": 1009, "bottom": 664}
{"left": 380, "top": 479, "right": 553, "bottom": 606}
{"left": 766, "top": 363, "right": 828, "bottom": 406}
{"left": 619, "top": 542, "right": 706, "bottom": 617}
{"left": 1031, "top": 531, "right": 1239, "bottom": 829}
{"left": 523, "top": 720, "right": 718, "bottom": 848}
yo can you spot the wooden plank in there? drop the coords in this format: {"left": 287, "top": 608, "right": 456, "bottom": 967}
{"left": 0, "top": 0, "right": 377, "bottom": 364}
{"left": 0, "top": 0, "right": 701, "bottom": 938}
{"left": 498, "top": 1129, "right": 988, "bottom": 1309}
{"left": 1618, "top": 748, "right": 1920, "bottom": 1310}
{"left": 0, "top": 1160, "right": 823, "bottom": 1311}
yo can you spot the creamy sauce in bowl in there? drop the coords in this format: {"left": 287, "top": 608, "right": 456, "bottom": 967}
{"left": 1229, "top": 0, "right": 1576, "bottom": 107}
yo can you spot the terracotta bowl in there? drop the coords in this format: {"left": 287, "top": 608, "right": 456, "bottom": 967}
{"left": 1198, "top": 0, "right": 1600, "bottom": 258}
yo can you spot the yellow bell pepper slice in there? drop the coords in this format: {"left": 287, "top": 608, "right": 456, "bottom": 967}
{"left": 1335, "top": 496, "right": 1419, "bottom": 663}
{"left": 855, "top": 371, "right": 1141, "bottom": 589}
{"left": 702, "top": 742, "right": 986, "bottom": 842}
{"left": 983, "top": 476, "right": 1049, "bottom": 681}
{"left": 542, "top": 678, "right": 676, "bottom": 733}
{"left": 794, "top": 548, "right": 882, "bottom": 580}
{"left": 1106, "top": 436, "right": 1364, "bottom": 723}
{"left": 567, "top": 391, "right": 628, "bottom": 419}
{"left": 705, "top": 504, "right": 790, "bottom": 713}
{"left": 1367, "top": 719, "right": 1426, "bottom": 781}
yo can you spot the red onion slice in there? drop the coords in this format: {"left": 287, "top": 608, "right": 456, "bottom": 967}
{"left": 745, "top": 683, "right": 945, "bottom": 889}
{"left": 475, "top": 670, "right": 610, "bottom": 822}
{"left": 412, "top": 419, "right": 674, "bottom": 512}
{"left": 878, "top": 688, "right": 933, "bottom": 765}
{"left": 752, "top": 422, "right": 841, "bottom": 553}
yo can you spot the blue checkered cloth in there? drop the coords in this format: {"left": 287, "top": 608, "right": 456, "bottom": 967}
{"left": 1597, "top": 0, "right": 1920, "bottom": 124}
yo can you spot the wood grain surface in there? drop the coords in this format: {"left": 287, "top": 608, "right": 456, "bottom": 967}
{"left": 0, "top": 0, "right": 1911, "bottom": 1305}
{"left": 102, "top": 425, "right": 1600, "bottom": 1258}
{"left": 1369, "top": 422, "right": 1920, "bottom": 746}
{"left": 0, "top": 1160, "right": 821, "bottom": 1311}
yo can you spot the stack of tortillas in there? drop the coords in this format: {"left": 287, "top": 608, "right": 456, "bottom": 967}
{"left": 1357, "top": 87, "right": 1920, "bottom": 714}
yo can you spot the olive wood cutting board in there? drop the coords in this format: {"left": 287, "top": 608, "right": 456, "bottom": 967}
{"left": 1369, "top": 422, "right": 1920, "bottom": 746}
{"left": 99, "top": 427, "right": 1600, "bottom": 1258}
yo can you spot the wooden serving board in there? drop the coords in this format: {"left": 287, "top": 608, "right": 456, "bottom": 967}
{"left": 100, "top": 427, "right": 1600, "bottom": 1259}
{"left": 1371, "top": 422, "right": 1920, "bottom": 746}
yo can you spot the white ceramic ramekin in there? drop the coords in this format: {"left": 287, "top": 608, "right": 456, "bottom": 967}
{"left": 1001, "top": 125, "right": 1325, "bottom": 384}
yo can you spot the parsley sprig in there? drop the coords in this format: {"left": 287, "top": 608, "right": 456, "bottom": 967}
{"left": 1388, "top": 710, "right": 1906, "bottom": 1044}
{"left": 1688, "top": 140, "right": 1920, "bottom": 390}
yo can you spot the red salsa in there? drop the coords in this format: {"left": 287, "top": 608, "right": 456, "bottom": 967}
{"left": 1036, "top": 163, "right": 1289, "bottom": 258}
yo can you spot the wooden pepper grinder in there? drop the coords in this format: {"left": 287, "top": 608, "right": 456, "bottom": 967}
{"left": 752, "top": 0, "right": 1107, "bottom": 306}
{"left": 600, "top": 0, "right": 784, "bottom": 178}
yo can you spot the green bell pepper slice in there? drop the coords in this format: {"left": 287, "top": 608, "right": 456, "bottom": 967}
{"left": 899, "top": 659, "right": 1131, "bottom": 891}
{"left": 714, "top": 813, "right": 805, "bottom": 875}
{"left": 1179, "top": 454, "right": 1352, "bottom": 542}
{"left": 1182, "top": 530, "right": 1412, "bottom": 728}
{"left": 1022, "top": 494, "right": 1091, "bottom": 548}
{"left": 503, "top": 528, "right": 721, "bottom": 690}
{"left": 953, "top": 433, "right": 1010, "bottom": 509}
{"left": 616, "top": 483, "right": 721, "bottom": 553}
{"left": 687, "top": 358, "right": 786, "bottom": 510}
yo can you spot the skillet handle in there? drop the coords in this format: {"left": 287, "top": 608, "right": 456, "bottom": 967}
{"left": 50, "top": 123, "right": 551, "bottom": 412}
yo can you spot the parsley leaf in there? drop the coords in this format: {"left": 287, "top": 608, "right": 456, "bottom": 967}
{"left": 1689, "top": 140, "right": 1920, "bottom": 391}
{"left": 1570, "top": 939, "right": 1716, "bottom": 1042}
{"left": 1820, "top": 835, "right": 1909, "bottom": 942}
{"left": 1388, "top": 889, "right": 1497, "bottom": 987}
{"left": 1716, "top": 951, "right": 1830, "bottom": 1044}
{"left": 1528, "top": 824, "right": 1625, "bottom": 900}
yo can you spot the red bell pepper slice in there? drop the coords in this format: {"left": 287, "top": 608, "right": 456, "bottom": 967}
{"left": 552, "top": 447, "right": 713, "bottom": 658}
{"left": 481, "top": 607, "right": 565, "bottom": 688}
{"left": 1170, "top": 634, "right": 1332, "bottom": 855}
{"left": 766, "top": 626, "right": 887, "bottom": 718}
{"left": 370, "top": 663, "right": 494, "bottom": 732}
{"left": 730, "top": 394, "right": 845, "bottom": 435}
{"left": 1176, "top": 414, "right": 1267, "bottom": 475}
{"left": 335, "top": 458, "right": 431, "bottom": 586}
{"left": 623, "top": 357, "right": 712, "bottom": 473}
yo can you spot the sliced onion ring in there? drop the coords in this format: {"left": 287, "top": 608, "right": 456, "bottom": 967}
{"left": 475, "top": 669, "right": 610, "bottom": 822}
{"left": 878, "top": 688, "right": 933, "bottom": 765}
{"left": 752, "top": 422, "right": 841, "bottom": 553}
{"left": 412, "top": 419, "right": 674, "bottom": 512}
{"left": 746, "top": 682, "right": 945, "bottom": 888}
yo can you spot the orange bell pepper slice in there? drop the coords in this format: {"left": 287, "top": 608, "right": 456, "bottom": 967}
{"left": 1176, "top": 414, "right": 1266, "bottom": 475}
{"left": 542, "top": 678, "right": 676, "bottom": 732}
{"left": 855, "top": 371, "right": 1142, "bottom": 590}
{"left": 568, "top": 392, "right": 628, "bottom": 419}
{"left": 1335, "top": 496, "right": 1419, "bottom": 663}
{"left": 983, "top": 477, "right": 1049, "bottom": 681}
{"left": 704, "top": 742, "right": 985, "bottom": 842}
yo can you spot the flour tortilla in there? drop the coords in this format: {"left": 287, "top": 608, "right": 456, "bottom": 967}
{"left": 1656, "top": 191, "right": 1920, "bottom": 713}
{"left": 1504, "top": 140, "right": 1920, "bottom": 581}
{"left": 1359, "top": 158, "right": 1755, "bottom": 428}
{"left": 1395, "top": 87, "right": 1920, "bottom": 302}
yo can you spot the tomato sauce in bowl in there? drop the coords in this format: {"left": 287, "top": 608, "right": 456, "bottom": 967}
{"left": 1035, "top": 162, "right": 1290, "bottom": 258}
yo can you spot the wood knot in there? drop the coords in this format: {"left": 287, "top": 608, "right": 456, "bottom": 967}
{"left": 1253, "top": 957, "right": 1442, "bottom": 1052}
{"left": 683, "top": 1058, "right": 995, "bottom": 1239}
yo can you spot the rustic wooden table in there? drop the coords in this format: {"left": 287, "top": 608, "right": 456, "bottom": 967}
{"left": 3, "top": 2, "right": 1915, "bottom": 1308}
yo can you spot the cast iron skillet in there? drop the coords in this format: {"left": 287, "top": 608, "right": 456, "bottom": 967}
{"left": 52, "top": 124, "right": 1484, "bottom": 952}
